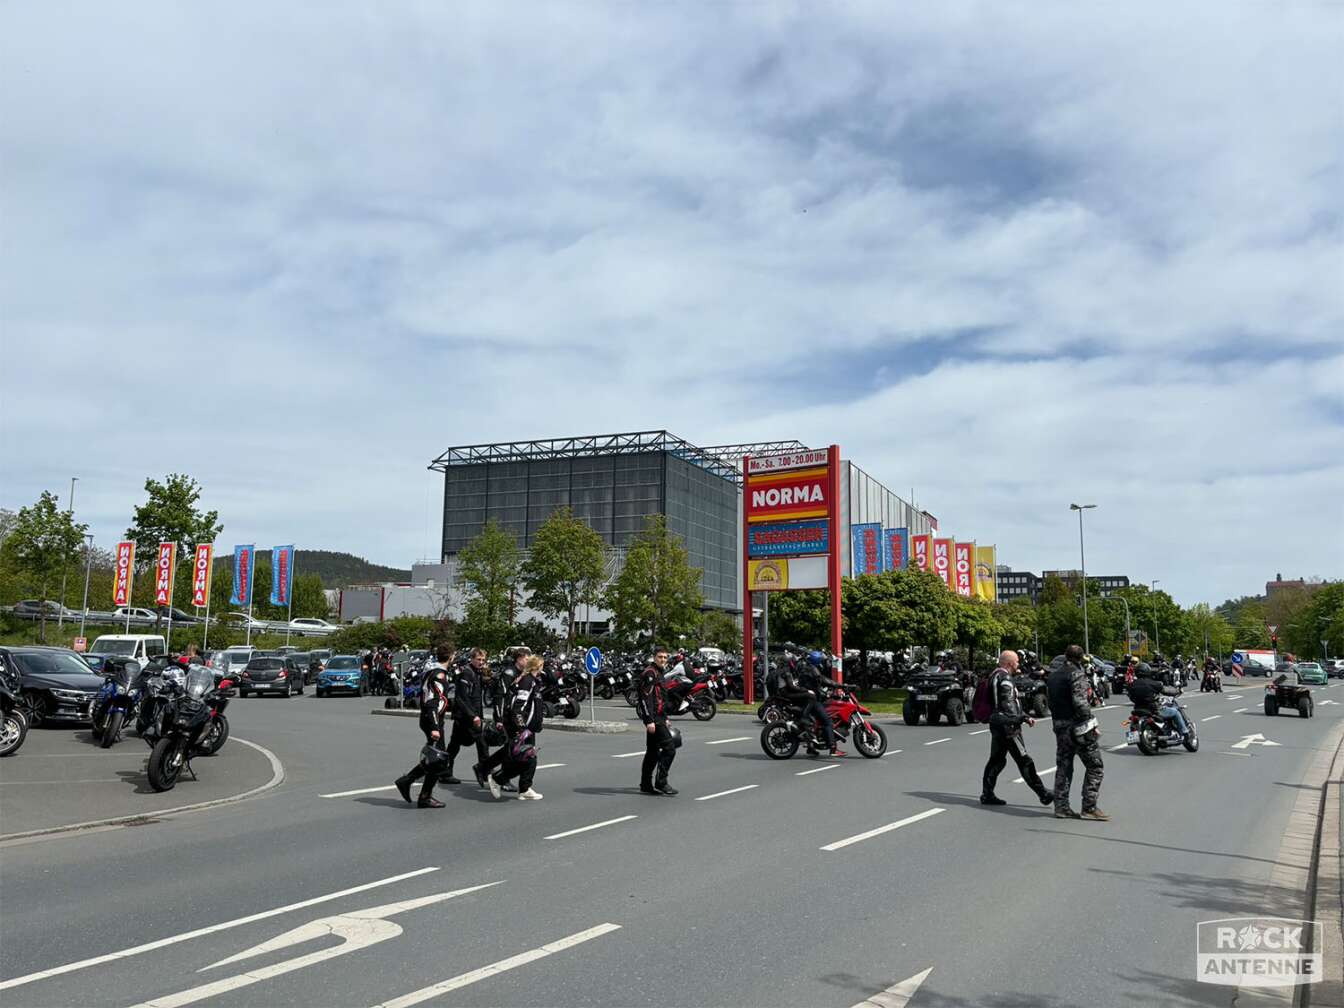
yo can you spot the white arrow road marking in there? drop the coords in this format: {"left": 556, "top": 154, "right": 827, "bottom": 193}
{"left": 1231, "top": 733, "right": 1282, "bottom": 749}
{"left": 1320, "top": 699, "right": 1339, "bottom": 706}
{"left": 1202, "top": 715, "right": 1221, "bottom": 722}
{"left": 544, "top": 815, "right": 638, "bottom": 840}
{"left": 0, "top": 867, "right": 440, "bottom": 992}
{"left": 923, "top": 738, "right": 951, "bottom": 746}
{"left": 696, "top": 784, "right": 759, "bottom": 801}
{"left": 821, "top": 808, "right": 945, "bottom": 851}
{"left": 850, "top": 967, "right": 933, "bottom": 1008}
{"left": 705, "top": 736, "right": 750, "bottom": 745}
{"left": 796, "top": 764, "right": 839, "bottom": 776}
{"left": 374, "top": 923, "right": 622, "bottom": 1008}
{"left": 1013, "top": 767, "right": 1055, "bottom": 784}
{"left": 130, "top": 882, "right": 503, "bottom": 1008}
{"left": 320, "top": 785, "right": 397, "bottom": 798}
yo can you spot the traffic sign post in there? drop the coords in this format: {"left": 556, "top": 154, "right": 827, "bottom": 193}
{"left": 584, "top": 647, "right": 602, "bottom": 725}
{"left": 73, "top": 637, "right": 87, "bottom": 652}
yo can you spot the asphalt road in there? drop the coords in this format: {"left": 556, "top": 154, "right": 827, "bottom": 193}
{"left": 2, "top": 680, "right": 1341, "bottom": 1008}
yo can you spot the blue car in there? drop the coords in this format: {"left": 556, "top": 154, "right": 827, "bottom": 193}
{"left": 316, "top": 655, "right": 366, "bottom": 697}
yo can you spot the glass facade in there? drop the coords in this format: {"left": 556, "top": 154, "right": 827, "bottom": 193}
{"left": 440, "top": 449, "right": 739, "bottom": 610}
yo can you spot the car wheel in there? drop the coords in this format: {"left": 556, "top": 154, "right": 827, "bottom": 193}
{"left": 18, "top": 692, "right": 46, "bottom": 728}
{"left": 317, "top": 688, "right": 326, "bottom": 698}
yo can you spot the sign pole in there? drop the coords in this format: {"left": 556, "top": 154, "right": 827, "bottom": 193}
{"left": 742, "top": 455, "right": 755, "bottom": 706}
{"left": 827, "top": 445, "right": 843, "bottom": 681}
{"left": 761, "top": 592, "right": 769, "bottom": 699}
{"left": 79, "top": 535, "right": 93, "bottom": 639}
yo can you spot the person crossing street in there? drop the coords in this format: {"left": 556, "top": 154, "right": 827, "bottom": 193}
{"left": 444, "top": 648, "right": 489, "bottom": 785}
{"left": 1048, "top": 644, "right": 1108, "bottom": 821}
{"left": 637, "top": 646, "right": 678, "bottom": 796}
{"left": 394, "top": 645, "right": 453, "bottom": 809}
{"left": 981, "top": 649, "right": 1052, "bottom": 807}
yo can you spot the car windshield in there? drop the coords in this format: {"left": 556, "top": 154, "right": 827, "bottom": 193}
{"left": 13, "top": 650, "right": 100, "bottom": 677}
{"left": 184, "top": 667, "right": 214, "bottom": 699}
{"left": 327, "top": 656, "right": 359, "bottom": 669}
{"left": 90, "top": 639, "right": 137, "bottom": 656}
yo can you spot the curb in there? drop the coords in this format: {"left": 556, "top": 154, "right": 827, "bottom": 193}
{"left": 369, "top": 708, "right": 628, "bottom": 733}
{"left": 0, "top": 737, "right": 285, "bottom": 845}
{"left": 1302, "top": 730, "right": 1344, "bottom": 1008}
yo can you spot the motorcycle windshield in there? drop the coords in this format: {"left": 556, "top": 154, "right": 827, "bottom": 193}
{"left": 184, "top": 668, "right": 214, "bottom": 700}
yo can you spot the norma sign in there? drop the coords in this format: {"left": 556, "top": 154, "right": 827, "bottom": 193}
{"left": 112, "top": 541, "right": 135, "bottom": 607}
{"left": 748, "top": 519, "right": 829, "bottom": 558}
{"left": 742, "top": 446, "right": 843, "bottom": 704}
{"left": 932, "top": 537, "right": 954, "bottom": 588}
{"left": 911, "top": 534, "right": 931, "bottom": 572}
{"left": 191, "top": 544, "right": 214, "bottom": 608}
{"left": 953, "top": 542, "right": 974, "bottom": 597}
{"left": 154, "top": 542, "right": 177, "bottom": 607}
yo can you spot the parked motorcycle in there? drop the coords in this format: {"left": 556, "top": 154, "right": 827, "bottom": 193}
{"left": 539, "top": 671, "right": 582, "bottom": 719}
{"left": 90, "top": 658, "right": 141, "bottom": 749}
{"left": 760, "top": 685, "right": 887, "bottom": 759}
{"left": 592, "top": 665, "right": 634, "bottom": 701}
{"left": 143, "top": 667, "right": 233, "bottom": 791}
{"left": 0, "top": 656, "right": 29, "bottom": 757}
{"left": 1123, "top": 702, "right": 1198, "bottom": 755}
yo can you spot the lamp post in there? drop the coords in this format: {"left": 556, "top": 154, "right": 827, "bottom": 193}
{"left": 57, "top": 476, "right": 78, "bottom": 629}
{"left": 1150, "top": 579, "right": 1161, "bottom": 655}
{"left": 78, "top": 534, "right": 94, "bottom": 638}
{"left": 1070, "top": 504, "right": 1097, "bottom": 655}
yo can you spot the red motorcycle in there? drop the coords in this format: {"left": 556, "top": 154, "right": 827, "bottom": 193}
{"left": 624, "top": 664, "right": 718, "bottom": 721}
{"left": 760, "top": 685, "right": 887, "bottom": 759}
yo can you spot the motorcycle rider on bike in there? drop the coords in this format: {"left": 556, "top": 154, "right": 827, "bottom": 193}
{"left": 1127, "top": 663, "right": 1191, "bottom": 738}
{"left": 779, "top": 652, "right": 842, "bottom": 757}
{"left": 394, "top": 645, "right": 453, "bottom": 808}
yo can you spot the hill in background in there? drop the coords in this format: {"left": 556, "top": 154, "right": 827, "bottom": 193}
{"left": 295, "top": 550, "right": 410, "bottom": 588}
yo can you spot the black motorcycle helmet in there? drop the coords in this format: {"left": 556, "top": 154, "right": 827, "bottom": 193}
{"left": 668, "top": 726, "right": 683, "bottom": 749}
{"left": 1137, "top": 662, "right": 1155, "bottom": 678}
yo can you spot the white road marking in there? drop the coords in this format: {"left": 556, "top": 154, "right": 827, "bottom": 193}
{"left": 544, "top": 815, "right": 638, "bottom": 840}
{"left": 1225, "top": 695, "right": 1242, "bottom": 700}
{"left": 850, "top": 966, "right": 933, "bottom": 1008}
{"left": 1013, "top": 767, "right": 1056, "bottom": 784}
{"left": 1202, "top": 715, "right": 1222, "bottom": 722}
{"left": 536, "top": 763, "right": 566, "bottom": 770}
{"left": 1234, "top": 708, "right": 1248, "bottom": 713}
{"left": 320, "top": 785, "right": 397, "bottom": 798}
{"left": 796, "top": 765, "right": 839, "bottom": 776}
{"left": 968, "top": 729, "right": 989, "bottom": 736}
{"left": 1321, "top": 700, "right": 1339, "bottom": 706}
{"left": 880, "top": 749, "right": 903, "bottom": 757}
{"left": 924, "top": 738, "right": 951, "bottom": 746}
{"left": 0, "top": 868, "right": 441, "bottom": 992}
{"left": 374, "top": 923, "right": 623, "bottom": 1008}
{"left": 132, "top": 883, "right": 503, "bottom": 1008}
{"left": 695, "top": 785, "right": 759, "bottom": 802}
{"left": 610, "top": 751, "right": 645, "bottom": 758}
{"left": 705, "top": 736, "right": 750, "bottom": 745}
{"left": 820, "top": 808, "right": 946, "bottom": 851}
{"left": 1232, "top": 733, "right": 1281, "bottom": 749}
{"left": 1109, "top": 743, "right": 1128, "bottom": 751}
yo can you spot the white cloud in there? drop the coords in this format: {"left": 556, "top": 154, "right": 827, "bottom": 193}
{"left": 1, "top": 3, "right": 1340, "bottom": 605}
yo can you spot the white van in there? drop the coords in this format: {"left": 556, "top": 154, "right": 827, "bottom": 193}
{"left": 88, "top": 634, "right": 167, "bottom": 665}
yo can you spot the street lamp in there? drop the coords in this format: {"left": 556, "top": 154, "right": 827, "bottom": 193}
{"left": 78, "top": 534, "right": 94, "bottom": 639}
{"left": 57, "top": 476, "right": 78, "bottom": 629}
{"left": 1070, "top": 504, "right": 1097, "bottom": 655}
{"left": 1150, "top": 579, "right": 1161, "bottom": 655}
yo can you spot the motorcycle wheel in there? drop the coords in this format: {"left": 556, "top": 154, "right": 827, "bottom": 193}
{"left": 0, "top": 709, "right": 28, "bottom": 757}
{"left": 853, "top": 722, "right": 887, "bottom": 758}
{"left": 760, "top": 723, "right": 799, "bottom": 760}
{"left": 1137, "top": 726, "right": 1159, "bottom": 755}
{"left": 1182, "top": 724, "right": 1199, "bottom": 752}
{"left": 691, "top": 696, "right": 717, "bottom": 722}
{"left": 597, "top": 684, "right": 613, "bottom": 701}
{"left": 1033, "top": 696, "right": 1049, "bottom": 719}
{"left": 542, "top": 701, "right": 558, "bottom": 719}
{"left": 1264, "top": 697, "right": 1278, "bottom": 716}
{"left": 196, "top": 715, "right": 229, "bottom": 756}
{"left": 901, "top": 700, "right": 919, "bottom": 726}
{"left": 563, "top": 699, "right": 581, "bottom": 719}
{"left": 624, "top": 688, "right": 640, "bottom": 708}
{"left": 100, "top": 710, "right": 125, "bottom": 749}
{"left": 90, "top": 705, "right": 107, "bottom": 741}
{"left": 574, "top": 681, "right": 590, "bottom": 701}
{"left": 148, "top": 737, "right": 186, "bottom": 792}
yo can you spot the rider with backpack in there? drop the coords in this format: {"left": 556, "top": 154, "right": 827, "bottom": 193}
{"left": 980, "top": 650, "right": 1053, "bottom": 808}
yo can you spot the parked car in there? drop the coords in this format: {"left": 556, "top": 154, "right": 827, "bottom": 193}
{"left": 1, "top": 646, "right": 107, "bottom": 727}
{"left": 238, "top": 656, "right": 304, "bottom": 698}
{"left": 309, "top": 649, "right": 333, "bottom": 670}
{"left": 1295, "top": 662, "right": 1329, "bottom": 686}
{"left": 218, "top": 647, "right": 256, "bottom": 688}
{"left": 288, "top": 652, "right": 319, "bottom": 684}
{"left": 316, "top": 655, "right": 366, "bottom": 697}
{"left": 1328, "top": 659, "right": 1344, "bottom": 679}
{"left": 112, "top": 607, "right": 158, "bottom": 624}
{"left": 275, "top": 646, "right": 300, "bottom": 655}
{"left": 160, "top": 606, "right": 203, "bottom": 624}
{"left": 87, "top": 634, "right": 167, "bottom": 666}
{"left": 289, "top": 618, "right": 338, "bottom": 635}
{"left": 220, "top": 612, "right": 270, "bottom": 631}
{"left": 13, "top": 600, "right": 79, "bottom": 619}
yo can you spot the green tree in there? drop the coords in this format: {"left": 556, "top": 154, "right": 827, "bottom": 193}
{"left": 126, "top": 474, "right": 223, "bottom": 564}
{"left": 1283, "top": 582, "right": 1344, "bottom": 660}
{"left": 1231, "top": 599, "right": 1271, "bottom": 649}
{"left": 766, "top": 589, "right": 830, "bottom": 649}
{"left": 605, "top": 515, "right": 704, "bottom": 646}
{"left": 883, "top": 568, "right": 960, "bottom": 652}
{"left": 456, "top": 519, "right": 522, "bottom": 653}
{"left": 1181, "top": 602, "right": 1236, "bottom": 657}
{"left": 5, "top": 491, "right": 88, "bottom": 642}
{"left": 521, "top": 507, "right": 608, "bottom": 651}
{"left": 994, "top": 598, "right": 1038, "bottom": 652}
{"left": 952, "top": 598, "right": 1003, "bottom": 666}
{"left": 697, "top": 610, "right": 742, "bottom": 651}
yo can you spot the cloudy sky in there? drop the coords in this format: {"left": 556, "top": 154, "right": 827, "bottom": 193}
{"left": 2, "top": 3, "right": 1340, "bottom": 606}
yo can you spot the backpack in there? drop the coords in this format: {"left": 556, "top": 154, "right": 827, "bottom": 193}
{"left": 971, "top": 676, "right": 994, "bottom": 723}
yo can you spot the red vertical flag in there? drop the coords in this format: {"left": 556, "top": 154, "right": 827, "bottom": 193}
{"left": 191, "top": 544, "right": 214, "bottom": 608}
{"left": 911, "top": 534, "right": 932, "bottom": 572}
{"left": 953, "top": 542, "right": 974, "bottom": 597}
{"left": 932, "top": 537, "right": 954, "bottom": 589}
{"left": 154, "top": 543, "right": 177, "bottom": 607}
{"left": 113, "top": 542, "right": 136, "bottom": 607}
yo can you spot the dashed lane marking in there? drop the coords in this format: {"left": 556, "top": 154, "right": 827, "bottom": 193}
{"left": 1202, "top": 715, "right": 1222, "bottom": 722}
{"left": 695, "top": 785, "right": 759, "bottom": 801}
{"left": 924, "top": 738, "right": 951, "bottom": 746}
{"left": 1013, "top": 767, "right": 1056, "bottom": 784}
{"left": 536, "top": 763, "right": 566, "bottom": 770}
{"left": 820, "top": 808, "right": 946, "bottom": 852}
{"left": 544, "top": 815, "right": 638, "bottom": 841}
{"left": 969, "top": 730, "right": 989, "bottom": 736}
{"left": 704, "top": 737, "right": 751, "bottom": 745}
{"left": 610, "top": 751, "right": 645, "bottom": 758}
{"left": 1109, "top": 743, "right": 1128, "bottom": 751}
{"left": 796, "top": 765, "right": 839, "bottom": 776}
{"left": 1234, "top": 708, "right": 1248, "bottom": 713}
{"left": 320, "top": 785, "right": 397, "bottom": 799}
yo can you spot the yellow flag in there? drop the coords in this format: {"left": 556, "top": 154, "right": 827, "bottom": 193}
{"left": 974, "top": 545, "right": 997, "bottom": 601}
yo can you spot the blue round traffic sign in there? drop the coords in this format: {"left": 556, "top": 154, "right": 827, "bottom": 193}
{"left": 584, "top": 647, "right": 603, "bottom": 675}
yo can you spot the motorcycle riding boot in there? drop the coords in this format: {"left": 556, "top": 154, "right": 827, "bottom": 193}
{"left": 654, "top": 746, "right": 678, "bottom": 796}
{"left": 395, "top": 761, "right": 425, "bottom": 804}
{"left": 441, "top": 756, "right": 460, "bottom": 786}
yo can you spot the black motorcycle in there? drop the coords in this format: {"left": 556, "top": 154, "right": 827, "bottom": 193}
{"left": 539, "top": 670, "right": 582, "bottom": 719}
{"left": 144, "top": 667, "right": 232, "bottom": 791}
{"left": 0, "top": 656, "right": 28, "bottom": 758}
{"left": 592, "top": 665, "right": 633, "bottom": 701}
{"left": 1124, "top": 701, "right": 1198, "bottom": 755}
{"left": 1200, "top": 669, "right": 1222, "bottom": 693}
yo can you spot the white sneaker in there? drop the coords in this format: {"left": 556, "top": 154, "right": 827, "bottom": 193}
{"left": 486, "top": 775, "right": 502, "bottom": 800}
{"left": 518, "top": 788, "right": 543, "bottom": 800}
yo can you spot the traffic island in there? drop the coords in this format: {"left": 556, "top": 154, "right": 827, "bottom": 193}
{"left": 0, "top": 726, "right": 283, "bottom": 842}
{"left": 369, "top": 708, "right": 628, "bottom": 733}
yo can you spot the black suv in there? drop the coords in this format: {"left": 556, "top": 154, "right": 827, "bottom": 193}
{"left": 0, "top": 645, "right": 107, "bottom": 727}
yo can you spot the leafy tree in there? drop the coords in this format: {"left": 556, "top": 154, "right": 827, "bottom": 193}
{"left": 456, "top": 519, "right": 522, "bottom": 653}
{"left": 766, "top": 589, "right": 830, "bottom": 650}
{"left": 883, "top": 568, "right": 960, "bottom": 652}
{"left": 1231, "top": 599, "right": 1271, "bottom": 649}
{"left": 697, "top": 610, "right": 741, "bottom": 651}
{"left": 1283, "top": 582, "right": 1344, "bottom": 660}
{"left": 605, "top": 515, "right": 704, "bottom": 646}
{"left": 521, "top": 507, "right": 608, "bottom": 651}
{"left": 5, "top": 491, "right": 88, "bottom": 642}
{"left": 952, "top": 598, "right": 1003, "bottom": 665}
{"left": 126, "top": 474, "right": 223, "bottom": 566}
{"left": 1181, "top": 602, "right": 1236, "bottom": 657}
{"left": 993, "top": 599, "right": 1038, "bottom": 652}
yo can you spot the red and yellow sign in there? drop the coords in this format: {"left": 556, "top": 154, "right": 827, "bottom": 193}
{"left": 911, "top": 534, "right": 931, "bottom": 572}
{"left": 953, "top": 542, "right": 974, "bottom": 597}
{"left": 154, "top": 542, "right": 177, "bottom": 607}
{"left": 975, "top": 545, "right": 997, "bottom": 602}
{"left": 745, "top": 466, "right": 830, "bottom": 523}
{"left": 932, "top": 537, "right": 954, "bottom": 589}
{"left": 113, "top": 541, "right": 135, "bottom": 607}
{"left": 191, "top": 544, "right": 214, "bottom": 608}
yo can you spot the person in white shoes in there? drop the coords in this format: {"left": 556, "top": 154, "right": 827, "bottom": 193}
{"left": 486, "top": 655, "right": 543, "bottom": 801}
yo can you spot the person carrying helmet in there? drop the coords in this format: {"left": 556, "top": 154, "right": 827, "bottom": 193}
{"left": 394, "top": 644, "right": 453, "bottom": 808}
{"left": 637, "top": 645, "right": 678, "bottom": 796}
{"left": 476, "top": 647, "right": 539, "bottom": 798}
{"left": 483, "top": 654, "right": 544, "bottom": 801}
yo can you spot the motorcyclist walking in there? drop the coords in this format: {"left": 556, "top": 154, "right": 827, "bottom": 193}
{"left": 1048, "top": 644, "right": 1108, "bottom": 821}
{"left": 477, "top": 648, "right": 543, "bottom": 800}
{"left": 394, "top": 645, "right": 454, "bottom": 808}
{"left": 637, "top": 646, "right": 678, "bottom": 796}
{"left": 981, "top": 650, "right": 1053, "bottom": 807}
{"left": 444, "top": 648, "right": 490, "bottom": 785}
